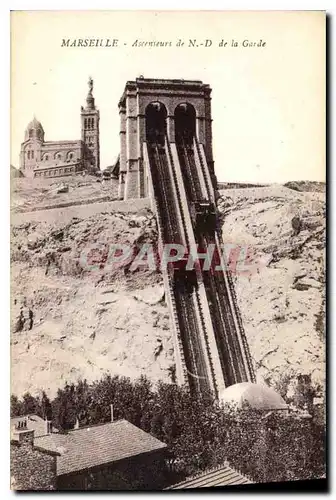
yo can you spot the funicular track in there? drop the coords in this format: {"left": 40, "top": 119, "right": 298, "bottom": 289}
{"left": 195, "top": 139, "right": 255, "bottom": 381}
{"left": 165, "top": 138, "right": 217, "bottom": 394}
{"left": 176, "top": 138, "right": 202, "bottom": 201}
{"left": 146, "top": 141, "right": 211, "bottom": 394}
{"left": 176, "top": 137, "right": 255, "bottom": 386}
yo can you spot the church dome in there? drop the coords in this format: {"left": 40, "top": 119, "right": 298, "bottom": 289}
{"left": 219, "top": 382, "right": 288, "bottom": 411}
{"left": 24, "top": 117, "right": 44, "bottom": 141}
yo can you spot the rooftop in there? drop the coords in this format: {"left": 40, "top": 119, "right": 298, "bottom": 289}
{"left": 43, "top": 140, "right": 82, "bottom": 146}
{"left": 166, "top": 463, "right": 254, "bottom": 489}
{"left": 118, "top": 77, "right": 211, "bottom": 107}
{"left": 25, "top": 117, "right": 44, "bottom": 132}
{"left": 10, "top": 414, "right": 51, "bottom": 439}
{"left": 34, "top": 419, "right": 167, "bottom": 476}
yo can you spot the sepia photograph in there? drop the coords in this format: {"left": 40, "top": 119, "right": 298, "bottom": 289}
{"left": 9, "top": 10, "right": 326, "bottom": 491}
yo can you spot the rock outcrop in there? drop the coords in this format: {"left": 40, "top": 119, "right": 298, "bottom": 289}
{"left": 218, "top": 185, "right": 325, "bottom": 396}
{"left": 10, "top": 180, "right": 325, "bottom": 399}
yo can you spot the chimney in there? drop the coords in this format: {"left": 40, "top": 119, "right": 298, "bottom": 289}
{"left": 13, "top": 420, "right": 34, "bottom": 445}
{"left": 45, "top": 419, "right": 53, "bottom": 435}
{"left": 110, "top": 404, "right": 114, "bottom": 423}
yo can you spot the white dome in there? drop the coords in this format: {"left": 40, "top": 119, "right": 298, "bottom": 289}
{"left": 219, "top": 382, "right": 288, "bottom": 411}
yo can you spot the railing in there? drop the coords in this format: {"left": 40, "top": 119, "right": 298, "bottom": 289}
{"left": 194, "top": 138, "right": 215, "bottom": 202}
{"left": 144, "top": 135, "right": 256, "bottom": 394}
{"left": 143, "top": 142, "right": 188, "bottom": 385}
{"left": 225, "top": 269, "right": 256, "bottom": 382}
{"left": 194, "top": 141, "right": 256, "bottom": 384}
{"left": 166, "top": 137, "right": 219, "bottom": 395}
{"left": 214, "top": 229, "right": 256, "bottom": 383}
{"left": 194, "top": 288, "right": 218, "bottom": 396}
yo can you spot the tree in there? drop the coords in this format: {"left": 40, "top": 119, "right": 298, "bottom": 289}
{"left": 10, "top": 395, "right": 23, "bottom": 417}
{"left": 11, "top": 374, "right": 326, "bottom": 484}
{"left": 21, "top": 392, "right": 40, "bottom": 416}
{"left": 52, "top": 383, "right": 78, "bottom": 431}
{"left": 41, "top": 391, "right": 52, "bottom": 420}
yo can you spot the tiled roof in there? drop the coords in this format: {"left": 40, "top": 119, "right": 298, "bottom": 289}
{"left": 11, "top": 415, "right": 48, "bottom": 438}
{"left": 166, "top": 464, "right": 254, "bottom": 489}
{"left": 34, "top": 419, "right": 166, "bottom": 476}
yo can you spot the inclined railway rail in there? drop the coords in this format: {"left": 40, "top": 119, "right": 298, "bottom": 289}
{"left": 176, "top": 139, "right": 202, "bottom": 202}
{"left": 147, "top": 141, "right": 211, "bottom": 394}
{"left": 175, "top": 138, "right": 255, "bottom": 386}
{"left": 145, "top": 128, "right": 255, "bottom": 397}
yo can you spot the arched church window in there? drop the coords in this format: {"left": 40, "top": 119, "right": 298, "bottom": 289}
{"left": 29, "top": 130, "right": 33, "bottom": 138}
{"left": 31, "top": 151, "right": 34, "bottom": 159}
{"left": 45, "top": 154, "right": 49, "bottom": 161}
{"left": 27, "top": 151, "right": 30, "bottom": 160}
{"left": 84, "top": 118, "right": 87, "bottom": 129}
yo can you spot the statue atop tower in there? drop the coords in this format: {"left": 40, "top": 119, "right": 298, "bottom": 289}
{"left": 85, "top": 76, "right": 95, "bottom": 110}
{"left": 88, "top": 76, "right": 93, "bottom": 94}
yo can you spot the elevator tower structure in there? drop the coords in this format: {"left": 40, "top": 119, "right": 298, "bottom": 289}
{"left": 118, "top": 78, "right": 217, "bottom": 200}
{"left": 117, "top": 78, "right": 255, "bottom": 398}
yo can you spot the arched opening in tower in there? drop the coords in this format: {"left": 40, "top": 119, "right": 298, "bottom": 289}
{"left": 174, "top": 103, "right": 200, "bottom": 202}
{"left": 174, "top": 103, "right": 196, "bottom": 145}
{"left": 145, "top": 102, "right": 167, "bottom": 146}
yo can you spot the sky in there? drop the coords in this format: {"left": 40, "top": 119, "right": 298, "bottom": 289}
{"left": 10, "top": 10, "right": 325, "bottom": 183}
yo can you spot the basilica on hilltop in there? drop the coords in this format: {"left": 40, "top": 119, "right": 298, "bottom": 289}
{"left": 19, "top": 78, "right": 100, "bottom": 178}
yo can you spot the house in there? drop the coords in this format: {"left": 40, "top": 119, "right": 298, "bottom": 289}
{"left": 10, "top": 418, "right": 59, "bottom": 490}
{"left": 11, "top": 414, "right": 55, "bottom": 438}
{"left": 11, "top": 416, "right": 167, "bottom": 491}
{"left": 166, "top": 462, "right": 254, "bottom": 490}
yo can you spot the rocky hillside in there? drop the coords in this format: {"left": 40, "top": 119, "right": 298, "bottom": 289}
{"left": 10, "top": 179, "right": 325, "bottom": 399}
{"left": 11, "top": 175, "right": 119, "bottom": 213}
{"left": 218, "top": 184, "right": 325, "bottom": 396}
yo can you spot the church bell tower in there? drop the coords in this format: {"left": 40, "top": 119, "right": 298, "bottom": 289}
{"left": 81, "top": 77, "right": 100, "bottom": 172}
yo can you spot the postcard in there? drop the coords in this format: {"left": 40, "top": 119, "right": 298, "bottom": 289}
{"left": 10, "top": 10, "right": 326, "bottom": 491}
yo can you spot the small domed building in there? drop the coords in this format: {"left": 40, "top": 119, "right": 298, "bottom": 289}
{"left": 219, "top": 382, "right": 288, "bottom": 411}
{"left": 19, "top": 78, "right": 100, "bottom": 178}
